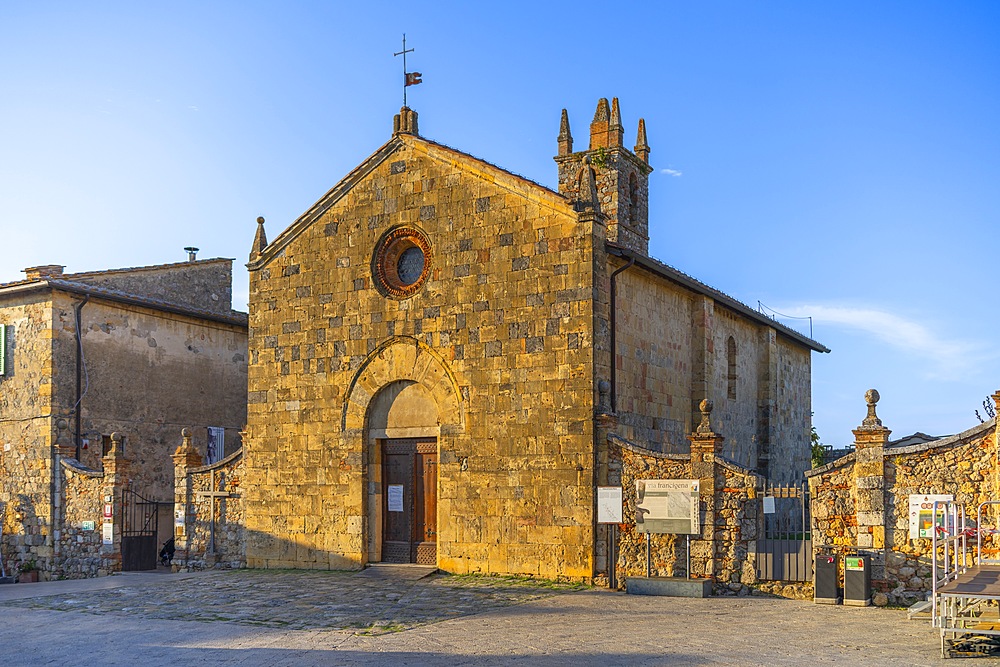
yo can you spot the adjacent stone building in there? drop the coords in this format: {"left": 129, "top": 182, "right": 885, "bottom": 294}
{"left": 243, "top": 100, "right": 828, "bottom": 580}
{"left": 0, "top": 258, "right": 248, "bottom": 577}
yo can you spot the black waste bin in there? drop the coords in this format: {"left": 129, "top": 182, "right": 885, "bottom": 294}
{"left": 844, "top": 554, "right": 871, "bottom": 606}
{"left": 814, "top": 553, "right": 839, "bottom": 604}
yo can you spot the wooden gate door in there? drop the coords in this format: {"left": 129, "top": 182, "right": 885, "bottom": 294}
{"left": 382, "top": 438, "right": 437, "bottom": 564}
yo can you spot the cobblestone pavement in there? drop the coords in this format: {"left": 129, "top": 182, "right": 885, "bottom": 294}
{"left": 0, "top": 569, "right": 995, "bottom": 666}
{"left": 0, "top": 567, "right": 579, "bottom": 634}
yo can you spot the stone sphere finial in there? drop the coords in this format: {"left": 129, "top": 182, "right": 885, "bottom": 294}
{"left": 106, "top": 432, "right": 123, "bottom": 456}
{"left": 861, "top": 388, "right": 883, "bottom": 428}
{"left": 696, "top": 398, "right": 715, "bottom": 435}
{"left": 56, "top": 418, "right": 68, "bottom": 432}
{"left": 256, "top": 216, "right": 265, "bottom": 225}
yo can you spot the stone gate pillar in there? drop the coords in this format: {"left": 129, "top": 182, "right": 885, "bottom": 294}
{"left": 101, "top": 432, "right": 129, "bottom": 573}
{"left": 171, "top": 428, "right": 203, "bottom": 570}
{"left": 852, "top": 390, "right": 890, "bottom": 580}
{"left": 688, "top": 399, "right": 724, "bottom": 580}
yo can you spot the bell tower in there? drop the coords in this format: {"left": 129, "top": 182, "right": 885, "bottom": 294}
{"left": 554, "top": 97, "right": 653, "bottom": 254}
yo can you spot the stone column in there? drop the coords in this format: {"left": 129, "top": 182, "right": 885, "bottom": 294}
{"left": 52, "top": 419, "right": 75, "bottom": 574}
{"left": 171, "top": 428, "right": 203, "bottom": 570}
{"left": 101, "top": 433, "right": 129, "bottom": 573}
{"left": 688, "top": 399, "right": 724, "bottom": 580}
{"left": 852, "top": 390, "right": 890, "bottom": 580}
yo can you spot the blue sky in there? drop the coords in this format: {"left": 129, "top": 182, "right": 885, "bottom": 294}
{"left": 2, "top": 2, "right": 998, "bottom": 445}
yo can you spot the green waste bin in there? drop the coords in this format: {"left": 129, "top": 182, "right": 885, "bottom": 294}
{"left": 844, "top": 554, "right": 871, "bottom": 607}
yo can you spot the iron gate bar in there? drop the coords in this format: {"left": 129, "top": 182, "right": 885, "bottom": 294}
{"left": 121, "top": 487, "right": 160, "bottom": 571}
{"left": 756, "top": 481, "right": 813, "bottom": 583}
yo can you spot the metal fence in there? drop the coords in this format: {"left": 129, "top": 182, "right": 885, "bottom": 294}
{"left": 755, "top": 481, "right": 813, "bottom": 583}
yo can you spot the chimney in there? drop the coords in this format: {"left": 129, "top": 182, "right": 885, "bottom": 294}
{"left": 23, "top": 265, "right": 65, "bottom": 280}
{"left": 184, "top": 247, "right": 199, "bottom": 262}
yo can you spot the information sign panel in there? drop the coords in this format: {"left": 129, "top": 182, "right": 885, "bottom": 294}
{"left": 635, "top": 479, "right": 700, "bottom": 534}
{"left": 908, "top": 494, "right": 953, "bottom": 539}
{"left": 597, "top": 486, "right": 623, "bottom": 524}
{"left": 102, "top": 522, "right": 113, "bottom": 545}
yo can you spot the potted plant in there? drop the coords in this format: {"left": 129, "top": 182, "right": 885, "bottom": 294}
{"left": 18, "top": 560, "right": 39, "bottom": 583}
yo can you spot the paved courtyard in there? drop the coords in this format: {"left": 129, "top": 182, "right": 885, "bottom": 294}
{"left": 0, "top": 568, "right": 993, "bottom": 665}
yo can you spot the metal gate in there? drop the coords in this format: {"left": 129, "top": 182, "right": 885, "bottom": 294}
{"left": 121, "top": 487, "right": 160, "bottom": 571}
{"left": 756, "top": 481, "right": 813, "bottom": 582}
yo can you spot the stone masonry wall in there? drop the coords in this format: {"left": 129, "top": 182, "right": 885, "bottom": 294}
{"left": 69, "top": 258, "right": 235, "bottom": 316}
{"left": 612, "top": 266, "right": 811, "bottom": 483}
{"left": 178, "top": 450, "right": 245, "bottom": 570}
{"left": 52, "top": 292, "right": 247, "bottom": 513}
{"left": 0, "top": 293, "right": 55, "bottom": 577}
{"left": 808, "top": 391, "right": 999, "bottom": 606}
{"left": 56, "top": 458, "right": 111, "bottom": 578}
{"left": 245, "top": 133, "right": 598, "bottom": 579}
{"left": 612, "top": 268, "right": 694, "bottom": 450}
{"left": 610, "top": 430, "right": 763, "bottom": 595}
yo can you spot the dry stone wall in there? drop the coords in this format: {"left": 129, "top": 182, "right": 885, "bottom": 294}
{"left": 175, "top": 450, "right": 246, "bottom": 570}
{"left": 55, "top": 458, "right": 111, "bottom": 578}
{"left": 609, "top": 428, "right": 763, "bottom": 595}
{"left": 808, "top": 392, "right": 1000, "bottom": 605}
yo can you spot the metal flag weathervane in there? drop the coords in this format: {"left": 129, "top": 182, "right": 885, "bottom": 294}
{"left": 394, "top": 33, "right": 422, "bottom": 107}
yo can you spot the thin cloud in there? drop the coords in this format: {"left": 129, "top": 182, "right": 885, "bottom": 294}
{"left": 661, "top": 168, "right": 682, "bottom": 177}
{"left": 188, "top": 105, "right": 200, "bottom": 111}
{"left": 775, "top": 305, "right": 987, "bottom": 379}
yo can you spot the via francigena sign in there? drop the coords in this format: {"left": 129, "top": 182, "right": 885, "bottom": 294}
{"left": 635, "top": 479, "right": 700, "bottom": 535}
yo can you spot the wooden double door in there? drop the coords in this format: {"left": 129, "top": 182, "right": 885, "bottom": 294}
{"left": 381, "top": 438, "right": 437, "bottom": 565}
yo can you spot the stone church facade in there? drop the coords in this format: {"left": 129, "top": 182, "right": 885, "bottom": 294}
{"left": 244, "top": 100, "right": 827, "bottom": 579}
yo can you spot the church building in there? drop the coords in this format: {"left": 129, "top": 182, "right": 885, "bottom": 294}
{"left": 243, "top": 100, "right": 827, "bottom": 579}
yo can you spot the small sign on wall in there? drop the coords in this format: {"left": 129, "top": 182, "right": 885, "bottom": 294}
{"left": 387, "top": 485, "right": 404, "bottom": 512}
{"left": 597, "top": 486, "right": 623, "bottom": 524}
{"left": 81, "top": 520, "right": 95, "bottom": 531}
{"left": 103, "top": 503, "right": 113, "bottom": 518}
{"left": 102, "top": 521, "right": 113, "bottom": 545}
{"left": 909, "top": 494, "right": 954, "bottom": 539}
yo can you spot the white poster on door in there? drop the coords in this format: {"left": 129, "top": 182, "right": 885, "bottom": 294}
{"left": 387, "top": 485, "right": 404, "bottom": 512}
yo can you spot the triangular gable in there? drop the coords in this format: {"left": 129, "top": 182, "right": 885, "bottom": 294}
{"left": 249, "top": 134, "right": 573, "bottom": 270}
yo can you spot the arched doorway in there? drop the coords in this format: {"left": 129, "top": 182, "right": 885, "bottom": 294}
{"left": 367, "top": 380, "right": 439, "bottom": 564}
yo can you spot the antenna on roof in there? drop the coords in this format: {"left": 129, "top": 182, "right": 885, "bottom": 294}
{"left": 184, "top": 247, "right": 199, "bottom": 262}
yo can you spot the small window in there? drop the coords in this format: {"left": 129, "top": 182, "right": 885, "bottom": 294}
{"left": 628, "top": 173, "right": 639, "bottom": 225}
{"left": 726, "top": 336, "right": 737, "bottom": 400}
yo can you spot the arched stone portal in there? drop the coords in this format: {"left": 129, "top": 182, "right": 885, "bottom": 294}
{"left": 341, "top": 337, "right": 463, "bottom": 564}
